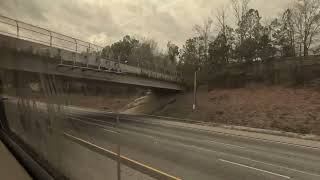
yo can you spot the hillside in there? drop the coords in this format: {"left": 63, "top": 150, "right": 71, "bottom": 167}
{"left": 152, "top": 85, "right": 320, "bottom": 135}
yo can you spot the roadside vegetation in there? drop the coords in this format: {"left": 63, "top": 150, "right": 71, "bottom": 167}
{"left": 102, "top": 0, "right": 320, "bottom": 135}
{"left": 101, "top": 0, "right": 320, "bottom": 87}
{"left": 152, "top": 85, "right": 320, "bottom": 136}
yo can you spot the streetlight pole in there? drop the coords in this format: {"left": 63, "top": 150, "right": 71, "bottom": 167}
{"left": 193, "top": 39, "right": 201, "bottom": 111}
{"left": 116, "top": 115, "right": 121, "bottom": 180}
{"left": 193, "top": 70, "right": 197, "bottom": 111}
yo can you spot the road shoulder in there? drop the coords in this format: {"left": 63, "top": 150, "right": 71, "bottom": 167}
{"left": 130, "top": 116, "right": 320, "bottom": 150}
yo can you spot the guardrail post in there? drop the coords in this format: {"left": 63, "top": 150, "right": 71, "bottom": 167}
{"left": 15, "top": 20, "right": 19, "bottom": 38}
{"left": 98, "top": 59, "right": 101, "bottom": 70}
{"left": 98, "top": 52, "right": 102, "bottom": 70}
{"left": 87, "top": 43, "right": 90, "bottom": 67}
{"left": 117, "top": 56, "right": 121, "bottom": 72}
{"left": 73, "top": 39, "right": 77, "bottom": 66}
{"left": 74, "top": 39, "right": 78, "bottom": 53}
{"left": 97, "top": 54, "right": 102, "bottom": 71}
{"left": 49, "top": 31, "right": 52, "bottom": 47}
{"left": 58, "top": 49, "right": 63, "bottom": 65}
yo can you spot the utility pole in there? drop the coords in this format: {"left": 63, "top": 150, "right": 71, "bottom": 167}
{"left": 193, "top": 39, "right": 201, "bottom": 111}
{"left": 116, "top": 115, "right": 121, "bottom": 180}
{"left": 193, "top": 70, "right": 197, "bottom": 111}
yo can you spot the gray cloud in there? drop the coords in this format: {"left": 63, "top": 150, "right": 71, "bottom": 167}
{"left": 0, "top": 0, "right": 291, "bottom": 49}
{"left": 0, "top": 0, "right": 47, "bottom": 22}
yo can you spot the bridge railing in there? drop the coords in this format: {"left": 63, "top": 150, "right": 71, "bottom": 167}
{"left": 0, "top": 15, "right": 102, "bottom": 54}
{"left": 0, "top": 15, "right": 182, "bottom": 83}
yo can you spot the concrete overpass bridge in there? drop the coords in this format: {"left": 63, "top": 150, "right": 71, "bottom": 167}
{"left": 0, "top": 15, "right": 185, "bottom": 91}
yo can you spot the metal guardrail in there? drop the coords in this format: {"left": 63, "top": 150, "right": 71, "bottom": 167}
{"left": 0, "top": 15, "right": 182, "bottom": 83}
{"left": 0, "top": 15, "right": 102, "bottom": 53}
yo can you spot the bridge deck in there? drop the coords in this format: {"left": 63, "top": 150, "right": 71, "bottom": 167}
{"left": 0, "top": 34, "right": 185, "bottom": 91}
{"left": 0, "top": 14, "right": 185, "bottom": 91}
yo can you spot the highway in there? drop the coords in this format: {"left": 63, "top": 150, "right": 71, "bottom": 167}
{"left": 61, "top": 108, "right": 320, "bottom": 180}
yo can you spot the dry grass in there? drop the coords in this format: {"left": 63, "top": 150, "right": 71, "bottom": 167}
{"left": 154, "top": 85, "right": 320, "bottom": 135}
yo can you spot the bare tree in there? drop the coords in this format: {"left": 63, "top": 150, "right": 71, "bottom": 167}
{"left": 271, "top": 8, "right": 296, "bottom": 57}
{"left": 293, "top": 0, "right": 320, "bottom": 56}
{"left": 282, "top": 9, "right": 296, "bottom": 56}
{"left": 215, "top": 5, "right": 228, "bottom": 35}
{"left": 193, "top": 17, "right": 213, "bottom": 63}
{"left": 230, "top": 0, "right": 250, "bottom": 44}
{"left": 230, "top": 0, "right": 250, "bottom": 24}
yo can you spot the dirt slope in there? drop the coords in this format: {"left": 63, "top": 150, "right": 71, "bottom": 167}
{"left": 153, "top": 85, "right": 320, "bottom": 135}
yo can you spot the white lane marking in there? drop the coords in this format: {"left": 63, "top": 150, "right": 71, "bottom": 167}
{"left": 175, "top": 141, "right": 320, "bottom": 178}
{"left": 67, "top": 114, "right": 320, "bottom": 178}
{"left": 124, "top": 125, "right": 246, "bottom": 150}
{"left": 206, "top": 139, "right": 246, "bottom": 149}
{"left": 122, "top": 118, "right": 320, "bottom": 150}
{"left": 67, "top": 113, "right": 115, "bottom": 126}
{"left": 166, "top": 125, "right": 320, "bottom": 151}
{"left": 219, "top": 159, "right": 291, "bottom": 179}
{"left": 68, "top": 114, "right": 245, "bottom": 151}
{"left": 67, "top": 107, "right": 320, "bottom": 151}
{"left": 161, "top": 124, "right": 320, "bottom": 150}
{"left": 66, "top": 105, "right": 113, "bottom": 114}
{"left": 67, "top": 113, "right": 112, "bottom": 124}
{"left": 236, "top": 156, "right": 320, "bottom": 177}
{"left": 102, "top": 128, "right": 118, "bottom": 134}
{"left": 7, "top": 98, "right": 320, "bottom": 150}
{"left": 125, "top": 130, "right": 320, "bottom": 178}
{"left": 68, "top": 116, "right": 118, "bottom": 134}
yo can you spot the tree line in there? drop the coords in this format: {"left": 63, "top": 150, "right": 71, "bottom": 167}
{"left": 101, "top": 0, "right": 320, "bottom": 86}
{"left": 101, "top": 35, "right": 178, "bottom": 74}
{"left": 178, "top": 0, "right": 320, "bottom": 85}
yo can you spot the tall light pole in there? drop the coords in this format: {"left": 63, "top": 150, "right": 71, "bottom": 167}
{"left": 193, "top": 37, "right": 202, "bottom": 111}
{"left": 193, "top": 70, "right": 197, "bottom": 111}
{"left": 116, "top": 114, "right": 121, "bottom": 180}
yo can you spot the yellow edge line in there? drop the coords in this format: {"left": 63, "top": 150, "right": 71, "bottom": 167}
{"left": 64, "top": 133, "right": 182, "bottom": 180}
{"left": 121, "top": 155, "right": 182, "bottom": 180}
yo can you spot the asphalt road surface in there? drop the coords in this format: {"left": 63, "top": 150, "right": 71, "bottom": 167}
{"left": 61, "top": 108, "right": 320, "bottom": 180}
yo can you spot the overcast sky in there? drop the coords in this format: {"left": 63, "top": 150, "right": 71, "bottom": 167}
{"left": 0, "top": 0, "right": 291, "bottom": 50}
